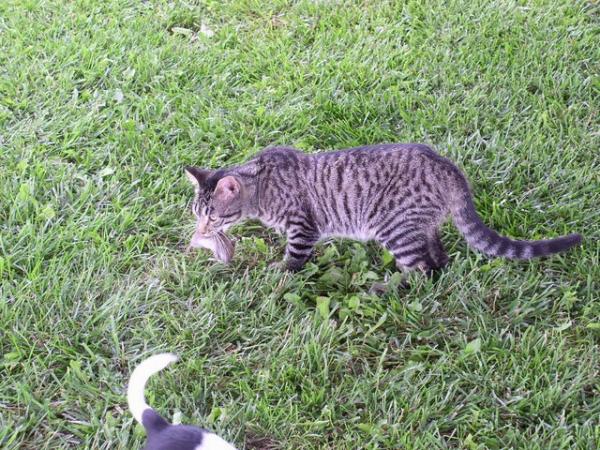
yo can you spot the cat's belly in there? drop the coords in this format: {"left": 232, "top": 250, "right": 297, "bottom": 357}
{"left": 320, "top": 228, "right": 375, "bottom": 242}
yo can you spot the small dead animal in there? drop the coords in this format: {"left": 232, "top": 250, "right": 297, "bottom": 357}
{"left": 187, "top": 230, "right": 235, "bottom": 263}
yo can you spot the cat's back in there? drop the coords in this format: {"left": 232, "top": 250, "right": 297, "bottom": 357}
{"left": 253, "top": 143, "right": 450, "bottom": 180}
{"left": 314, "top": 143, "right": 440, "bottom": 161}
{"left": 255, "top": 143, "right": 440, "bottom": 164}
{"left": 306, "top": 143, "right": 448, "bottom": 178}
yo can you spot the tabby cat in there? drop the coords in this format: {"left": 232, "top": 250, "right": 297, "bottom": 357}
{"left": 185, "top": 144, "right": 581, "bottom": 273}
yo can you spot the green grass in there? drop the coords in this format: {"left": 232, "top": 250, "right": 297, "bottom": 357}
{"left": 1, "top": 0, "right": 599, "bottom": 448}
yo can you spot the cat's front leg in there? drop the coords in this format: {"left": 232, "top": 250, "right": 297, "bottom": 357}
{"left": 281, "top": 227, "right": 319, "bottom": 272}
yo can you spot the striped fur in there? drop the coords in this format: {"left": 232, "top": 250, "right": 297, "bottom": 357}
{"left": 185, "top": 144, "right": 582, "bottom": 273}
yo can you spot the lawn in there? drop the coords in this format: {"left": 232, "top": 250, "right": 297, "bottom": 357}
{"left": 0, "top": 0, "right": 599, "bottom": 448}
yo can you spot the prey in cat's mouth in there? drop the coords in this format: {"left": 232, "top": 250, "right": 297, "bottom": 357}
{"left": 187, "top": 229, "right": 235, "bottom": 263}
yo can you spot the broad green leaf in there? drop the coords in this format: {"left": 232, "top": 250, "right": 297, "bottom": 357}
{"left": 315, "top": 296, "right": 330, "bottom": 319}
{"left": 464, "top": 338, "right": 481, "bottom": 355}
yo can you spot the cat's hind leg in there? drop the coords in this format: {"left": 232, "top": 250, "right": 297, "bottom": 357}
{"left": 425, "top": 230, "right": 449, "bottom": 274}
{"left": 381, "top": 227, "right": 445, "bottom": 275}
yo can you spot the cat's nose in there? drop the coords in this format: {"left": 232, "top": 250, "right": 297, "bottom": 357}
{"left": 198, "top": 222, "right": 208, "bottom": 235}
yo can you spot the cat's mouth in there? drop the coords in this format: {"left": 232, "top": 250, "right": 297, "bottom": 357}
{"left": 189, "top": 228, "right": 216, "bottom": 245}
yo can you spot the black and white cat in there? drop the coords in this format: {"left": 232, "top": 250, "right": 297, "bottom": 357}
{"left": 127, "top": 353, "right": 237, "bottom": 450}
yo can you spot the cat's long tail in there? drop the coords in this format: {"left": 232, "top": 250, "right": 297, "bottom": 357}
{"left": 449, "top": 174, "right": 582, "bottom": 260}
{"left": 127, "top": 353, "right": 178, "bottom": 434}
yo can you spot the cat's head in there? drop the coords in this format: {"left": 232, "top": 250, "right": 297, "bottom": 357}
{"left": 184, "top": 166, "right": 246, "bottom": 236}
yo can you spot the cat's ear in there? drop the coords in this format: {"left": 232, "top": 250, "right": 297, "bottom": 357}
{"left": 214, "top": 176, "right": 241, "bottom": 203}
{"left": 184, "top": 166, "right": 211, "bottom": 189}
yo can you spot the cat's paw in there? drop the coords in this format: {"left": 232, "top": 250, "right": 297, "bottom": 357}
{"left": 368, "top": 282, "right": 389, "bottom": 296}
{"left": 268, "top": 260, "right": 287, "bottom": 271}
{"left": 269, "top": 260, "right": 303, "bottom": 272}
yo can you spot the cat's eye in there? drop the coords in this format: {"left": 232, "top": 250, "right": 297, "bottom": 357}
{"left": 206, "top": 206, "right": 217, "bottom": 222}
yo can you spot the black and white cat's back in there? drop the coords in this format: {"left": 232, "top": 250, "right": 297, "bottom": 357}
{"left": 127, "top": 353, "right": 237, "bottom": 450}
{"left": 185, "top": 143, "right": 582, "bottom": 274}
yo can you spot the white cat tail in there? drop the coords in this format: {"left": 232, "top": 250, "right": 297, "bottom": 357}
{"left": 127, "top": 353, "right": 178, "bottom": 424}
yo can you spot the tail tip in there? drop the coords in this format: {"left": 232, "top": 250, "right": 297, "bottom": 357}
{"left": 569, "top": 233, "right": 583, "bottom": 246}
{"left": 153, "top": 353, "right": 179, "bottom": 368}
{"left": 162, "top": 353, "right": 179, "bottom": 363}
{"left": 544, "top": 232, "right": 583, "bottom": 256}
